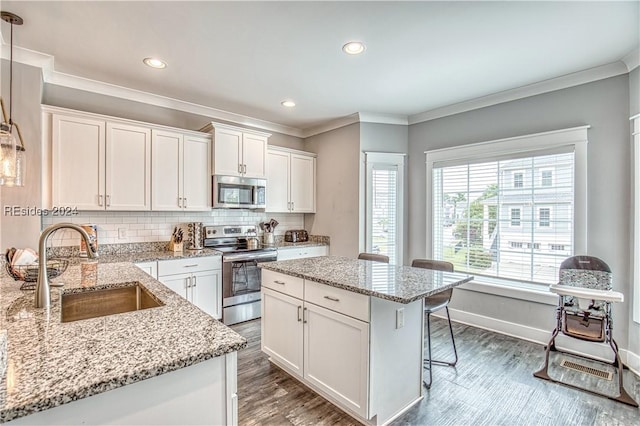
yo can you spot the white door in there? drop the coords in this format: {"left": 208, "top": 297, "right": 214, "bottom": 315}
{"left": 241, "top": 133, "right": 267, "bottom": 178}
{"left": 191, "top": 270, "right": 222, "bottom": 319}
{"left": 106, "top": 122, "right": 151, "bottom": 211}
{"left": 151, "top": 130, "right": 183, "bottom": 211}
{"left": 158, "top": 274, "right": 190, "bottom": 301}
{"left": 214, "top": 128, "right": 243, "bottom": 176}
{"left": 183, "top": 135, "right": 211, "bottom": 211}
{"left": 290, "top": 154, "right": 315, "bottom": 213}
{"left": 303, "top": 302, "right": 369, "bottom": 418}
{"left": 261, "top": 288, "right": 303, "bottom": 377}
{"left": 266, "top": 150, "right": 290, "bottom": 212}
{"left": 52, "top": 114, "right": 105, "bottom": 210}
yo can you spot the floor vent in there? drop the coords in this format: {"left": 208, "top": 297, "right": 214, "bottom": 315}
{"left": 560, "top": 359, "right": 613, "bottom": 381}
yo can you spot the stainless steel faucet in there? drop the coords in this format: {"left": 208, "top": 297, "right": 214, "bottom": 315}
{"left": 36, "top": 223, "right": 98, "bottom": 308}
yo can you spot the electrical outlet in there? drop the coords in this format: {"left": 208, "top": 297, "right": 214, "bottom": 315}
{"left": 118, "top": 228, "right": 127, "bottom": 239}
{"left": 396, "top": 308, "right": 404, "bottom": 329}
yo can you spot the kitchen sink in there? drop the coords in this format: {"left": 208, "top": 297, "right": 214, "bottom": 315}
{"left": 61, "top": 282, "right": 164, "bottom": 323}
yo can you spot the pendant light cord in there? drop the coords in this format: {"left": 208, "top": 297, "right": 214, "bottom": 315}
{"left": 8, "top": 19, "right": 13, "bottom": 131}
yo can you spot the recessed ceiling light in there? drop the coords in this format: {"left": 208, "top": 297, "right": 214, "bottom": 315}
{"left": 281, "top": 100, "right": 296, "bottom": 108}
{"left": 143, "top": 57, "right": 167, "bottom": 69}
{"left": 342, "top": 41, "right": 365, "bottom": 55}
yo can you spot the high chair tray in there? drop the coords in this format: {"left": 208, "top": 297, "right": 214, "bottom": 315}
{"left": 549, "top": 284, "right": 623, "bottom": 302}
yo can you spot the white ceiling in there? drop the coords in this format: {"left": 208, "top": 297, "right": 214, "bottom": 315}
{"left": 1, "top": 1, "right": 638, "bottom": 132}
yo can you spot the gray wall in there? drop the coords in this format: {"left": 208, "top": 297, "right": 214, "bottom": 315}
{"left": 630, "top": 67, "right": 639, "bottom": 118}
{"left": 629, "top": 66, "right": 639, "bottom": 361}
{"left": 0, "top": 61, "right": 43, "bottom": 250}
{"left": 360, "top": 123, "right": 409, "bottom": 263}
{"left": 42, "top": 84, "right": 305, "bottom": 150}
{"left": 304, "top": 123, "right": 360, "bottom": 257}
{"left": 408, "top": 75, "right": 632, "bottom": 346}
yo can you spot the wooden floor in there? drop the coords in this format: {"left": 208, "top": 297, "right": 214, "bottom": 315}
{"left": 231, "top": 318, "right": 640, "bottom": 425}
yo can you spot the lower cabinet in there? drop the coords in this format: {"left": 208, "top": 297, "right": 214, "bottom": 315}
{"left": 134, "top": 261, "right": 158, "bottom": 279}
{"left": 262, "top": 283, "right": 369, "bottom": 419}
{"left": 156, "top": 256, "right": 222, "bottom": 319}
{"left": 276, "top": 245, "right": 329, "bottom": 261}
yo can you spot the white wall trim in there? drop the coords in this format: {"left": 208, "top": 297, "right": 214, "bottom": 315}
{"left": 633, "top": 116, "right": 640, "bottom": 324}
{"left": 357, "top": 112, "right": 409, "bottom": 126}
{"left": 301, "top": 113, "right": 361, "bottom": 138}
{"left": 409, "top": 61, "right": 630, "bottom": 125}
{"left": 435, "top": 308, "right": 639, "bottom": 376}
{"left": 622, "top": 49, "right": 640, "bottom": 72}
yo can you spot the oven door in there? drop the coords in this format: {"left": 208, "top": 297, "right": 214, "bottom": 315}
{"left": 222, "top": 250, "right": 276, "bottom": 307}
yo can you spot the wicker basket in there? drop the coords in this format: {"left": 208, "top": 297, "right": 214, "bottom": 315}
{"left": 5, "top": 259, "right": 69, "bottom": 285}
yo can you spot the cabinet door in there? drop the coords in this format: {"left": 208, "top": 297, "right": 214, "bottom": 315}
{"left": 183, "top": 135, "right": 211, "bottom": 211}
{"left": 52, "top": 114, "right": 105, "bottom": 210}
{"left": 214, "top": 128, "right": 243, "bottom": 176}
{"left": 266, "top": 150, "right": 290, "bottom": 212}
{"left": 261, "top": 288, "right": 303, "bottom": 377}
{"left": 191, "top": 269, "right": 222, "bottom": 319}
{"left": 303, "top": 302, "right": 369, "bottom": 418}
{"left": 242, "top": 133, "right": 267, "bottom": 178}
{"left": 151, "top": 130, "right": 183, "bottom": 211}
{"left": 158, "top": 274, "right": 190, "bottom": 301}
{"left": 106, "top": 123, "right": 151, "bottom": 211}
{"left": 290, "top": 154, "right": 316, "bottom": 213}
{"left": 135, "top": 261, "right": 158, "bottom": 279}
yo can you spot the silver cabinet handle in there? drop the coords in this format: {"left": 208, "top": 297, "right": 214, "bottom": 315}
{"left": 106, "top": 194, "right": 111, "bottom": 207}
{"left": 183, "top": 197, "right": 187, "bottom": 208}
{"left": 238, "top": 164, "right": 243, "bottom": 174}
{"left": 98, "top": 194, "right": 103, "bottom": 206}
{"left": 291, "top": 201, "right": 294, "bottom": 211}
{"left": 184, "top": 276, "right": 190, "bottom": 289}
{"left": 303, "top": 307, "right": 308, "bottom": 323}
{"left": 183, "top": 264, "right": 198, "bottom": 268}
{"left": 192, "top": 275, "right": 197, "bottom": 287}
{"left": 297, "top": 305, "right": 302, "bottom": 322}
{"left": 324, "top": 295, "right": 340, "bottom": 302}
{"left": 244, "top": 164, "right": 247, "bottom": 174}
{"left": 178, "top": 197, "right": 182, "bottom": 207}
{"left": 273, "top": 280, "right": 286, "bottom": 285}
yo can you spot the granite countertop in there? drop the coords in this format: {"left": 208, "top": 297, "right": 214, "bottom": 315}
{"left": 0, "top": 261, "right": 246, "bottom": 423}
{"left": 260, "top": 256, "right": 474, "bottom": 304}
{"left": 94, "top": 248, "right": 221, "bottom": 264}
{"left": 271, "top": 241, "right": 328, "bottom": 249}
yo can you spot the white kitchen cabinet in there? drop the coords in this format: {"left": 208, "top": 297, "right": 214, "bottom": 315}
{"left": 52, "top": 114, "right": 152, "bottom": 211}
{"left": 135, "top": 261, "right": 158, "bottom": 279}
{"left": 151, "top": 130, "right": 211, "bottom": 211}
{"left": 266, "top": 147, "right": 316, "bottom": 213}
{"left": 157, "top": 256, "right": 222, "bottom": 319}
{"left": 303, "top": 302, "right": 369, "bottom": 418}
{"left": 261, "top": 272, "right": 369, "bottom": 418}
{"left": 276, "top": 245, "right": 328, "bottom": 261}
{"left": 202, "top": 122, "right": 270, "bottom": 179}
{"left": 261, "top": 287, "right": 304, "bottom": 377}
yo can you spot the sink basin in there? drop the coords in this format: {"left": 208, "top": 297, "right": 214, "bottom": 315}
{"left": 61, "top": 282, "right": 164, "bottom": 323}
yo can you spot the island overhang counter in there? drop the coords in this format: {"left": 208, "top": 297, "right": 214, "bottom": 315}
{"left": 259, "top": 256, "right": 473, "bottom": 426}
{"left": 0, "top": 260, "right": 246, "bottom": 425}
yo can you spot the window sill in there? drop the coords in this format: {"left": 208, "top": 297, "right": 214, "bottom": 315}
{"left": 456, "top": 278, "right": 558, "bottom": 305}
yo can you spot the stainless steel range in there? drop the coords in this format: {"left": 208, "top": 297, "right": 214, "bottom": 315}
{"left": 203, "top": 225, "right": 277, "bottom": 325}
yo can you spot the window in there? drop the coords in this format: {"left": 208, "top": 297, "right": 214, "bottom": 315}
{"left": 426, "top": 126, "right": 588, "bottom": 286}
{"left": 633, "top": 115, "right": 640, "bottom": 323}
{"left": 510, "top": 208, "right": 521, "bottom": 227}
{"left": 513, "top": 172, "right": 524, "bottom": 188}
{"left": 365, "top": 152, "right": 404, "bottom": 265}
{"left": 538, "top": 207, "right": 551, "bottom": 227}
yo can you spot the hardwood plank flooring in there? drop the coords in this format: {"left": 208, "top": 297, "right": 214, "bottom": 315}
{"left": 231, "top": 318, "right": 639, "bottom": 425}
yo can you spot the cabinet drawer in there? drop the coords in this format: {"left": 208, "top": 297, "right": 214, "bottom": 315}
{"left": 305, "top": 280, "right": 369, "bottom": 323}
{"left": 276, "top": 245, "right": 328, "bottom": 261}
{"left": 158, "top": 256, "right": 221, "bottom": 276}
{"left": 262, "top": 270, "right": 304, "bottom": 299}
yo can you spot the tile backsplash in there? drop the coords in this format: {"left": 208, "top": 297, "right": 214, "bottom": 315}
{"left": 42, "top": 210, "right": 304, "bottom": 247}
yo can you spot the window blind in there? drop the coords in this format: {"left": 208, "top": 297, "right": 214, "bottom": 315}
{"left": 371, "top": 165, "right": 398, "bottom": 265}
{"left": 432, "top": 150, "right": 575, "bottom": 285}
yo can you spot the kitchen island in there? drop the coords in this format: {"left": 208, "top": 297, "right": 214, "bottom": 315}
{"left": 259, "top": 256, "right": 473, "bottom": 426}
{"left": 0, "top": 260, "right": 246, "bottom": 424}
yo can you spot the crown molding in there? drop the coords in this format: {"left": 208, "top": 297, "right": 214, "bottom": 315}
{"left": 409, "top": 60, "right": 631, "bottom": 125}
{"left": 301, "top": 113, "right": 360, "bottom": 138}
{"left": 357, "top": 112, "right": 408, "bottom": 126}
{"left": 622, "top": 48, "right": 639, "bottom": 72}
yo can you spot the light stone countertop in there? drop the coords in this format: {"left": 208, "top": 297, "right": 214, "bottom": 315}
{"left": 260, "top": 256, "right": 474, "bottom": 304}
{"left": 0, "top": 260, "right": 246, "bottom": 423}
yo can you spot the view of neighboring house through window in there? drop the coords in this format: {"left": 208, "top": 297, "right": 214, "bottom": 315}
{"left": 427, "top": 127, "right": 588, "bottom": 286}
{"left": 365, "top": 153, "right": 404, "bottom": 265}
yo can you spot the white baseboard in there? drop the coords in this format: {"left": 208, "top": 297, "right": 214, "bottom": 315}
{"left": 434, "top": 308, "right": 640, "bottom": 377}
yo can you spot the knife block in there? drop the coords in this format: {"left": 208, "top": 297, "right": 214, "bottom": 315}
{"left": 169, "top": 241, "right": 183, "bottom": 253}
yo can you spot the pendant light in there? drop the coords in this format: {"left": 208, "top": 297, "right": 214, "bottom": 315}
{"left": 0, "top": 11, "right": 25, "bottom": 187}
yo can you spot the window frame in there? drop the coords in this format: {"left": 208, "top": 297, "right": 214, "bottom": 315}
{"left": 632, "top": 115, "right": 640, "bottom": 324}
{"left": 540, "top": 168, "right": 554, "bottom": 187}
{"left": 537, "top": 206, "right": 552, "bottom": 228}
{"left": 512, "top": 170, "right": 524, "bottom": 188}
{"left": 510, "top": 207, "right": 522, "bottom": 227}
{"left": 425, "top": 126, "right": 588, "bottom": 290}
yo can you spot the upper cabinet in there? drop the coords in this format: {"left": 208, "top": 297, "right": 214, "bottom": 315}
{"left": 52, "top": 114, "right": 151, "bottom": 211}
{"left": 266, "top": 147, "right": 316, "bottom": 213}
{"left": 201, "top": 122, "right": 270, "bottom": 179}
{"left": 45, "top": 107, "right": 210, "bottom": 212}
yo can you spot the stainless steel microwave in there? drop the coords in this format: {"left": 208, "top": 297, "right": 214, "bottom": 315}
{"left": 212, "top": 175, "right": 266, "bottom": 209}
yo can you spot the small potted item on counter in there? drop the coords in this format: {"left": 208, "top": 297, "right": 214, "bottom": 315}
{"left": 170, "top": 227, "right": 184, "bottom": 253}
